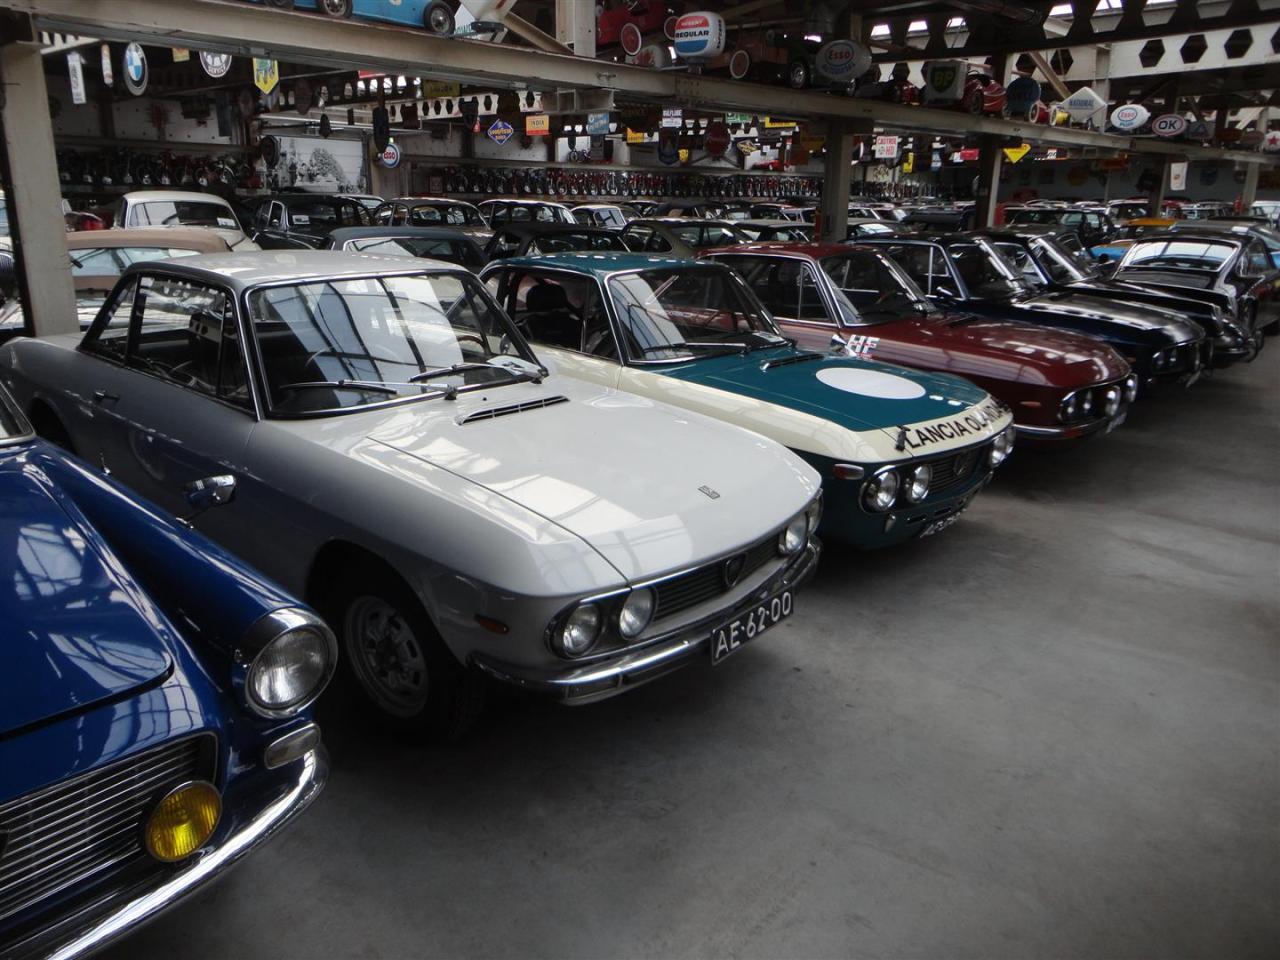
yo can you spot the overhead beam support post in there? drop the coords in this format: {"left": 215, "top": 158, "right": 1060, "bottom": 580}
{"left": 974, "top": 133, "right": 1004, "bottom": 228}
{"left": 818, "top": 121, "right": 866, "bottom": 242}
{"left": 555, "top": 0, "right": 593, "bottom": 59}
{"left": 1240, "top": 161, "right": 1260, "bottom": 209}
{"left": 0, "top": 31, "right": 75, "bottom": 335}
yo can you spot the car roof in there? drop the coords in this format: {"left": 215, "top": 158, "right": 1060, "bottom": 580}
{"left": 632, "top": 217, "right": 732, "bottom": 227}
{"left": 66, "top": 228, "right": 230, "bottom": 251}
{"left": 488, "top": 252, "right": 708, "bottom": 276}
{"left": 388, "top": 196, "right": 478, "bottom": 206}
{"left": 480, "top": 198, "right": 570, "bottom": 208}
{"left": 735, "top": 219, "right": 810, "bottom": 228}
{"left": 122, "top": 190, "right": 234, "bottom": 205}
{"left": 491, "top": 223, "right": 620, "bottom": 238}
{"left": 119, "top": 250, "right": 463, "bottom": 290}
{"left": 326, "top": 226, "right": 475, "bottom": 243}
{"left": 707, "top": 241, "right": 850, "bottom": 258}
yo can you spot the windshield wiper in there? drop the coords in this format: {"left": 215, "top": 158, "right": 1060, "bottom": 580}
{"left": 277, "top": 379, "right": 399, "bottom": 395}
{"left": 636, "top": 341, "right": 747, "bottom": 357}
{"left": 407, "top": 362, "right": 496, "bottom": 383}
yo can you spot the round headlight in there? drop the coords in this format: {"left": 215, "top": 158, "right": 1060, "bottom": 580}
{"left": 904, "top": 463, "right": 931, "bottom": 503}
{"left": 1103, "top": 386, "right": 1121, "bottom": 416}
{"left": 559, "top": 603, "right": 601, "bottom": 657}
{"left": 1060, "top": 393, "right": 1079, "bottom": 422}
{"left": 862, "top": 468, "right": 899, "bottom": 512}
{"left": 618, "top": 588, "right": 655, "bottom": 639}
{"left": 1123, "top": 375, "right": 1139, "bottom": 403}
{"left": 778, "top": 513, "right": 808, "bottom": 556}
{"left": 247, "top": 623, "right": 334, "bottom": 718}
{"left": 989, "top": 427, "right": 1014, "bottom": 467}
{"left": 145, "top": 781, "right": 222, "bottom": 863}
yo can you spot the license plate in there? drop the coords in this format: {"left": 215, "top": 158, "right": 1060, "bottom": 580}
{"left": 710, "top": 590, "right": 793, "bottom": 664}
{"left": 919, "top": 512, "right": 963, "bottom": 538}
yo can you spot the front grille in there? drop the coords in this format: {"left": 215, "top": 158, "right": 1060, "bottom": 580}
{"left": 925, "top": 446, "right": 983, "bottom": 496}
{"left": 0, "top": 734, "right": 215, "bottom": 924}
{"left": 653, "top": 534, "right": 779, "bottom": 622}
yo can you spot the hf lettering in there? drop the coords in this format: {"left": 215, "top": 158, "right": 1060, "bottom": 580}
{"left": 843, "top": 334, "right": 879, "bottom": 359}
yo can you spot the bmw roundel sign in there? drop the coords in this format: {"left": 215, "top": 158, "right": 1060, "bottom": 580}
{"left": 815, "top": 40, "right": 871, "bottom": 82}
{"left": 1110, "top": 103, "right": 1150, "bottom": 131}
{"left": 123, "top": 42, "right": 148, "bottom": 96}
{"left": 672, "top": 12, "right": 725, "bottom": 60}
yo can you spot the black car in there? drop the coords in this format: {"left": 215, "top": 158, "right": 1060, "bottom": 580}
{"left": 901, "top": 204, "right": 976, "bottom": 233}
{"left": 978, "top": 226, "right": 1240, "bottom": 369}
{"left": 250, "top": 194, "right": 370, "bottom": 249}
{"left": 325, "top": 226, "right": 486, "bottom": 271}
{"left": 1111, "top": 232, "right": 1279, "bottom": 351}
{"left": 733, "top": 219, "right": 814, "bottom": 242}
{"left": 862, "top": 235, "right": 1208, "bottom": 389}
{"left": 483, "top": 223, "right": 630, "bottom": 261}
{"left": 1003, "top": 205, "right": 1117, "bottom": 247}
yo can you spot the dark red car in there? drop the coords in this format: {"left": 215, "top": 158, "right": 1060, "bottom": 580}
{"left": 701, "top": 243, "right": 1137, "bottom": 442}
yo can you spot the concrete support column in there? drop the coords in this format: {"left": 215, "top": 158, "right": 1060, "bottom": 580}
{"left": 0, "top": 38, "right": 76, "bottom": 336}
{"left": 973, "top": 134, "right": 1003, "bottom": 228}
{"left": 1240, "top": 162, "right": 1260, "bottom": 209}
{"left": 1150, "top": 155, "right": 1169, "bottom": 213}
{"left": 555, "top": 0, "right": 594, "bottom": 57}
{"left": 817, "top": 123, "right": 857, "bottom": 241}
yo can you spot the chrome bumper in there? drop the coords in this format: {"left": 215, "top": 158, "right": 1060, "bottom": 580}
{"left": 473, "top": 541, "right": 821, "bottom": 703}
{"left": 5, "top": 746, "right": 328, "bottom": 960}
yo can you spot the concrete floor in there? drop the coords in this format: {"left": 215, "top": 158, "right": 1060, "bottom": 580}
{"left": 107, "top": 348, "right": 1278, "bottom": 960}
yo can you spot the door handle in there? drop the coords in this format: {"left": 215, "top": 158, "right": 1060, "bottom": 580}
{"left": 92, "top": 389, "right": 119, "bottom": 404}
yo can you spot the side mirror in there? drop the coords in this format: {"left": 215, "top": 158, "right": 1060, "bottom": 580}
{"left": 181, "top": 474, "right": 236, "bottom": 525}
{"left": 829, "top": 332, "right": 847, "bottom": 352}
{"left": 1095, "top": 253, "right": 1112, "bottom": 264}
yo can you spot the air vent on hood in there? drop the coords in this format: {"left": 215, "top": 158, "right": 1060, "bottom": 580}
{"left": 761, "top": 352, "right": 823, "bottom": 370}
{"left": 457, "top": 395, "right": 569, "bottom": 424}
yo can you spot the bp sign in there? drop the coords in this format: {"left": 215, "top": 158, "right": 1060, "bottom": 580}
{"left": 123, "top": 42, "right": 148, "bottom": 96}
{"left": 1152, "top": 113, "right": 1187, "bottom": 138}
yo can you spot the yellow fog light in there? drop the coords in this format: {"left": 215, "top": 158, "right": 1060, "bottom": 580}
{"left": 145, "top": 781, "right": 222, "bottom": 863}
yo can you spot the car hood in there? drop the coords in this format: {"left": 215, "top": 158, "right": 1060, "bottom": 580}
{"left": 1018, "top": 291, "right": 1195, "bottom": 344}
{"left": 920, "top": 312, "right": 1130, "bottom": 383}
{"left": 662, "top": 347, "right": 993, "bottom": 434}
{"left": 1068, "top": 279, "right": 1227, "bottom": 322}
{"left": 347, "top": 379, "right": 819, "bottom": 582}
{"left": 0, "top": 451, "right": 172, "bottom": 736}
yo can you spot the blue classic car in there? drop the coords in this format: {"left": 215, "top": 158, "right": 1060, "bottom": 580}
{"left": 257, "top": 0, "right": 470, "bottom": 36}
{"left": 481, "top": 254, "right": 1016, "bottom": 548}
{"left": 0, "top": 385, "right": 333, "bottom": 958}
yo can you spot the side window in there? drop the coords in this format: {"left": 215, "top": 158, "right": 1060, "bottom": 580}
{"left": 254, "top": 203, "right": 271, "bottom": 229}
{"left": 338, "top": 202, "right": 362, "bottom": 226}
{"left": 267, "top": 202, "right": 284, "bottom": 229}
{"left": 490, "top": 231, "right": 522, "bottom": 259}
{"left": 647, "top": 233, "right": 672, "bottom": 253}
{"left": 623, "top": 225, "right": 652, "bottom": 251}
{"left": 756, "top": 261, "right": 802, "bottom": 320}
{"left": 511, "top": 273, "right": 589, "bottom": 352}
{"left": 374, "top": 205, "right": 394, "bottom": 226}
{"left": 410, "top": 206, "right": 442, "bottom": 225}
{"left": 797, "top": 266, "right": 830, "bottom": 322}
{"left": 83, "top": 278, "right": 138, "bottom": 359}
{"left": 130, "top": 276, "right": 240, "bottom": 403}
{"left": 994, "top": 243, "right": 1039, "bottom": 282}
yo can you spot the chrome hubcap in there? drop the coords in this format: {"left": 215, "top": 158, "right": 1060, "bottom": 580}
{"left": 345, "top": 596, "right": 428, "bottom": 717}
{"left": 322, "top": 0, "right": 347, "bottom": 14}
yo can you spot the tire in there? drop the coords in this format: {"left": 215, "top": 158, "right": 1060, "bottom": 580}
{"left": 729, "top": 49, "right": 751, "bottom": 80}
{"left": 325, "top": 569, "right": 484, "bottom": 741}
{"left": 424, "top": 1, "right": 455, "bottom": 35}
{"left": 787, "top": 59, "right": 810, "bottom": 89}
{"left": 317, "top": 0, "right": 352, "bottom": 18}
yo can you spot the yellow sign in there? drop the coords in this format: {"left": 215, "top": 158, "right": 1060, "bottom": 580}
{"left": 171, "top": 47, "right": 190, "bottom": 63}
{"left": 626, "top": 128, "right": 646, "bottom": 144}
{"left": 1003, "top": 143, "right": 1031, "bottom": 163}
{"left": 902, "top": 152, "right": 914, "bottom": 174}
{"left": 525, "top": 114, "right": 550, "bottom": 136}
{"left": 252, "top": 58, "right": 279, "bottom": 94}
{"left": 678, "top": 148, "right": 690, "bottom": 163}
{"left": 764, "top": 117, "right": 797, "bottom": 129}
{"left": 423, "top": 80, "right": 460, "bottom": 98}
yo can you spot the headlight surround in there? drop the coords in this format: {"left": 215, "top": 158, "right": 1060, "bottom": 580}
{"left": 1123, "top": 375, "right": 1139, "bottom": 403}
{"left": 778, "top": 513, "right": 808, "bottom": 556}
{"left": 618, "top": 588, "right": 655, "bottom": 639}
{"left": 1059, "top": 391, "right": 1080, "bottom": 422}
{"left": 988, "top": 426, "right": 1015, "bottom": 467}
{"left": 904, "top": 463, "right": 931, "bottom": 504}
{"left": 1080, "top": 390, "right": 1095, "bottom": 415}
{"left": 805, "top": 492, "right": 823, "bottom": 534}
{"left": 1103, "top": 386, "right": 1121, "bottom": 417}
{"left": 862, "top": 467, "right": 899, "bottom": 512}
{"left": 558, "top": 602, "right": 602, "bottom": 657}
{"left": 144, "top": 781, "right": 222, "bottom": 863}
{"left": 243, "top": 609, "right": 336, "bottom": 719}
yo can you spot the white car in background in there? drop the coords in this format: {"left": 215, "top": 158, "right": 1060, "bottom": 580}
{"left": 115, "top": 190, "right": 259, "bottom": 250}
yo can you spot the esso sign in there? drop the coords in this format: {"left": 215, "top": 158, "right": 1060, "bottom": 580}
{"left": 1110, "top": 103, "right": 1150, "bottom": 131}
{"left": 378, "top": 142, "right": 402, "bottom": 168}
{"left": 815, "top": 40, "right": 871, "bottom": 82}
{"left": 672, "top": 12, "right": 725, "bottom": 60}
{"left": 1152, "top": 113, "right": 1187, "bottom": 138}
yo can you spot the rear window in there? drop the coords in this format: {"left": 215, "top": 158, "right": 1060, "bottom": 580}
{"left": 1123, "top": 240, "right": 1235, "bottom": 268}
{"left": 130, "top": 200, "right": 237, "bottom": 229}
{"left": 69, "top": 245, "right": 204, "bottom": 276}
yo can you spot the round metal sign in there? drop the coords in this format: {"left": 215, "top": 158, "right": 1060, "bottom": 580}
{"left": 1109, "top": 103, "right": 1150, "bottom": 131}
{"left": 199, "top": 50, "right": 232, "bottom": 79}
{"left": 1151, "top": 113, "right": 1187, "bottom": 138}
{"left": 378, "top": 142, "right": 402, "bottom": 168}
{"left": 815, "top": 40, "right": 871, "bottom": 83}
{"left": 123, "top": 42, "right": 148, "bottom": 96}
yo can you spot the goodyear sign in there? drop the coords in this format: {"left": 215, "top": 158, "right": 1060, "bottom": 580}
{"left": 487, "top": 118, "right": 514, "bottom": 144}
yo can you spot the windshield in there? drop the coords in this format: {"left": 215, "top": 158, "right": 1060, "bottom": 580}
{"left": 947, "top": 239, "right": 1031, "bottom": 299}
{"left": 819, "top": 252, "right": 934, "bottom": 323}
{"left": 1121, "top": 239, "right": 1235, "bottom": 270}
{"left": 68, "top": 245, "right": 204, "bottom": 276}
{"left": 1111, "top": 202, "right": 1150, "bottom": 219}
{"left": 1007, "top": 209, "right": 1081, "bottom": 227}
{"left": 409, "top": 204, "right": 484, "bottom": 226}
{"left": 0, "top": 383, "right": 31, "bottom": 440}
{"left": 671, "top": 224, "right": 743, "bottom": 249}
{"left": 246, "top": 271, "right": 539, "bottom": 414}
{"left": 346, "top": 236, "right": 481, "bottom": 270}
{"left": 131, "top": 200, "right": 238, "bottom": 230}
{"left": 739, "top": 224, "right": 810, "bottom": 241}
{"left": 0, "top": 197, "right": 8, "bottom": 236}
{"left": 607, "top": 266, "right": 785, "bottom": 359}
{"left": 530, "top": 232, "right": 628, "bottom": 255}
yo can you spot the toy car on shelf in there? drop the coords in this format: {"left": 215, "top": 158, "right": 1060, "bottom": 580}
{"left": 481, "top": 254, "right": 1015, "bottom": 548}
{"left": 597, "top": 0, "right": 676, "bottom": 53}
{"left": 922, "top": 60, "right": 1009, "bottom": 115}
{"left": 256, "top": 0, "right": 469, "bottom": 35}
{"left": 0, "top": 383, "right": 332, "bottom": 959}
{"left": 1, "top": 251, "right": 822, "bottom": 734}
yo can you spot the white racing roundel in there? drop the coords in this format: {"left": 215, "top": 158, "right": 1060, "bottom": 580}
{"left": 816, "top": 367, "right": 925, "bottom": 400}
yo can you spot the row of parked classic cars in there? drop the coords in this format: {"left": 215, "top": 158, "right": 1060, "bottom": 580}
{"left": 0, "top": 181, "right": 1275, "bottom": 957}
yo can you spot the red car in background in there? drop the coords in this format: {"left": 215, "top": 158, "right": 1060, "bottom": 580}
{"left": 597, "top": 1, "right": 675, "bottom": 52}
{"left": 701, "top": 242, "right": 1138, "bottom": 441}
